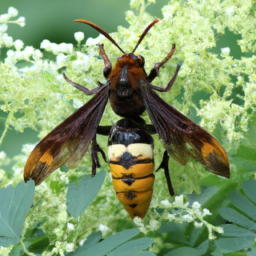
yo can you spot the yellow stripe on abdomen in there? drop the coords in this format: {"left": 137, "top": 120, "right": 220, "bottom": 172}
{"left": 108, "top": 142, "right": 154, "bottom": 219}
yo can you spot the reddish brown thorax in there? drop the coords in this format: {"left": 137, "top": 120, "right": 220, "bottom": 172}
{"left": 108, "top": 53, "right": 147, "bottom": 117}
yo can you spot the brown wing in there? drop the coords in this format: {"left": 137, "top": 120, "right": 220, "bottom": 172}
{"left": 24, "top": 85, "right": 109, "bottom": 185}
{"left": 139, "top": 80, "right": 230, "bottom": 178}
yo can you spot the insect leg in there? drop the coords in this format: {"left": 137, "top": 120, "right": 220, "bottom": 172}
{"left": 99, "top": 44, "right": 112, "bottom": 78}
{"left": 156, "top": 150, "right": 174, "bottom": 196}
{"left": 97, "top": 125, "right": 112, "bottom": 136}
{"left": 147, "top": 44, "right": 176, "bottom": 83}
{"left": 63, "top": 73, "right": 103, "bottom": 95}
{"left": 145, "top": 124, "right": 156, "bottom": 135}
{"left": 91, "top": 134, "right": 108, "bottom": 176}
{"left": 147, "top": 65, "right": 181, "bottom": 92}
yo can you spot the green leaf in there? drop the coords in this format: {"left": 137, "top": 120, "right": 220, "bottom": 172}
{"left": 107, "top": 237, "right": 153, "bottom": 256}
{"left": 215, "top": 237, "right": 254, "bottom": 253}
{"left": 232, "top": 144, "right": 256, "bottom": 173}
{"left": 164, "top": 247, "right": 203, "bottom": 256}
{"left": 71, "top": 228, "right": 140, "bottom": 256}
{"left": 69, "top": 232, "right": 101, "bottom": 255}
{"left": 249, "top": 247, "right": 256, "bottom": 256}
{"left": 164, "top": 240, "right": 209, "bottom": 256}
{"left": 215, "top": 225, "right": 255, "bottom": 253}
{"left": 10, "top": 235, "right": 49, "bottom": 256}
{"left": 242, "top": 180, "right": 256, "bottom": 204}
{"left": 219, "top": 207, "right": 256, "bottom": 230}
{"left": 0, "top": 180, "right": 35, "bottom": 247}
{"left": 210, "top": 247, "right": 223, "bottom": 256}
{"left": 133, "top": 252, "right": 156, "bottom": 256}
{"left": 228, "top": 191, "right": 256, "bottom": 221}
{"left": 220, "top": 224, "right": 255, "bottom": 237}
{"left": 66, "top": 170, "right": 106, "bottom": 218}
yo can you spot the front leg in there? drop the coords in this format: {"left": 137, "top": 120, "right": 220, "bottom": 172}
{"left": 148, "top": 65, "right": 181, "bottom": 93}
{"left": 147, "top": 44, "right": 176, "bottom": 83}
{"left": 99, "top": 44, "right": 112, "bottom": 79}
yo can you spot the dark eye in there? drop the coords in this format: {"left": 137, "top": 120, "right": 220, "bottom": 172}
{"left": 137, "top": 55, "right": 145, "bottom": 67}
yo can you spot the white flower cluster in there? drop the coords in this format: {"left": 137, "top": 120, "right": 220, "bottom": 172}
{"left": 161, "top": 195, "right": 223, "bottom": 240}
{"left": 0, "top": 7, "right": 25, "bottom": 48}
{"left": 134, "top": 195, "right": 223, "bottom": 240}
{"left": 40, "top": 40, "right": 73, "bottom": 55}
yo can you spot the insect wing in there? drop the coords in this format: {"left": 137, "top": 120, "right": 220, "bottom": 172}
{"left": 139, "top": 80, "right": 230, "bottom": 178}
{"left": 24, "top": 85, "right": 109, "bottom": 185}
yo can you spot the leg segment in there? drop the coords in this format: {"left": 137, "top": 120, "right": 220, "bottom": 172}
{"left": 63, "top": 73, "right": 102, "bottom": 95}
{"left": 147, "top": 44, "right": 176, "bottom": 83}
{"left": 156, "top": 150, "right": 174, "bottom": 196}
{"left": 99, "top": 44, "right": 112, "bottom": 78}
{"left": 91, "top": 135, "right": 108, "bottom": 177}
{"left": 148, "top": 65, "right": 181, "bottom": 92}
{"left": 97, "top": 125, "right": 112, "bottom": 136}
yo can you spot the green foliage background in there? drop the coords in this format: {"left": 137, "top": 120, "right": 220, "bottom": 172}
{"left": 0, "top": 0, "right": 256, "bottom": 255}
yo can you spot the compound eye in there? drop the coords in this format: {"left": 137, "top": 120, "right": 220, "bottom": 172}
{"left": 137, "top": 55, "right": 145, "bottom": 67}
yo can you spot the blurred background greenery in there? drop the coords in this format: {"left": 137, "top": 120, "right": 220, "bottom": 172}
{"left": 0, "top": 0, "right": 247, "bottom": 172}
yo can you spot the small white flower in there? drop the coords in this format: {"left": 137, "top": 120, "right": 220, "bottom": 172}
{"left": 0, "top": 24, "right": 8, "bottom": 33}
{"left": 66, "top": 243, "right": 74, "bottom": 252}
{"left": 133, "top": 216, "right": 143, "bottom": 226}
{"left": 58, "top": 43, "right": 67, "bottom": 53}
{"left": 14, "top": 39, "right": 24, "bottom": 51}
{"left": 160, "top": 199, "right": 172, "bottom": 208}
{"left": 221, "top": 47, "right": 230, "bottom": 55}
{"left": 0, "top": 14, "right": 9, "bottom": 23}
{"left": 65, "top": 43, "right": 73, "bottom": 54}
{"left": 40, "top": 39, "right": 51, "bottom": 50}
{"left": 202, "top": 208, "right": 211, "bottom": 216}
{"left": 67, "top": 223, "right": 75, "bottom": 231}
{"left": 51, "top": 43, "right": 59, "bottom": 55}
{"left": 33, "top": 49, "right": 43, "bottom": 60}
{"left": 99, "top": 224, "right": 109, "bottom": 231}
{"left": 209, "top": 234, "right": 216, "bottom": 240}
{"left": 7, "top": 50, "right": 15, "bottom": 58}
{"left": 74, "top": 31, "right": 84, "bottom": 43}
{"left": 215, "top": 226, "right": 224, "bottom": 234}
{"left": 23, "top": 46, "right": 34, "bottom": 59}
{"left": 16, "top": 16, "right": 25, "bottom": 27}
{"left": 194, "top": 221, "right": 203, "bottom": 228}
{"left": 60, "top": 174, "right": 69, "bottom": 184}
{"left": 59, "top": 43, "right": 73, "bottom": 54}
{"left": 79, "top": 238, "right": 87, "bottom": 246}
{"left": 56, "top": 53, "right": 66, "bottom": 66}
{"left": 173, "top": 195, "right": 184, "bottom": 207}
{"left": 0, "top": 151, "right": 7, "bottom": 160}
{"left": 8, "top": 7, "right": 18, "bottom": 17}
{"left": 2, "top": 33, "right": 13, "bottom": 47}
{"left": 182, "top": 214, "right": 193, "bottom": 222}
{"left": 166, "top": 213, "right": 175, "bottom": 221}
{"left": 86, "top": 34, "right": 104, "bottom": 46}
{"left": 149, "top": 220, "right": 160, "bottom": 230}
{"left": 192, "top": 201, "right": 201, "bottom": 209}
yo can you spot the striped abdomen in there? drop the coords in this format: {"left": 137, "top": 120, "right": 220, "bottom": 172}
{"left": 108, "top": 118, "right": 154, "bottom": 219}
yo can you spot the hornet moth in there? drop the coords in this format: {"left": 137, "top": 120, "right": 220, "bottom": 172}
{"left": 24, "top": 19, "right": 230, "bottom": 219}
